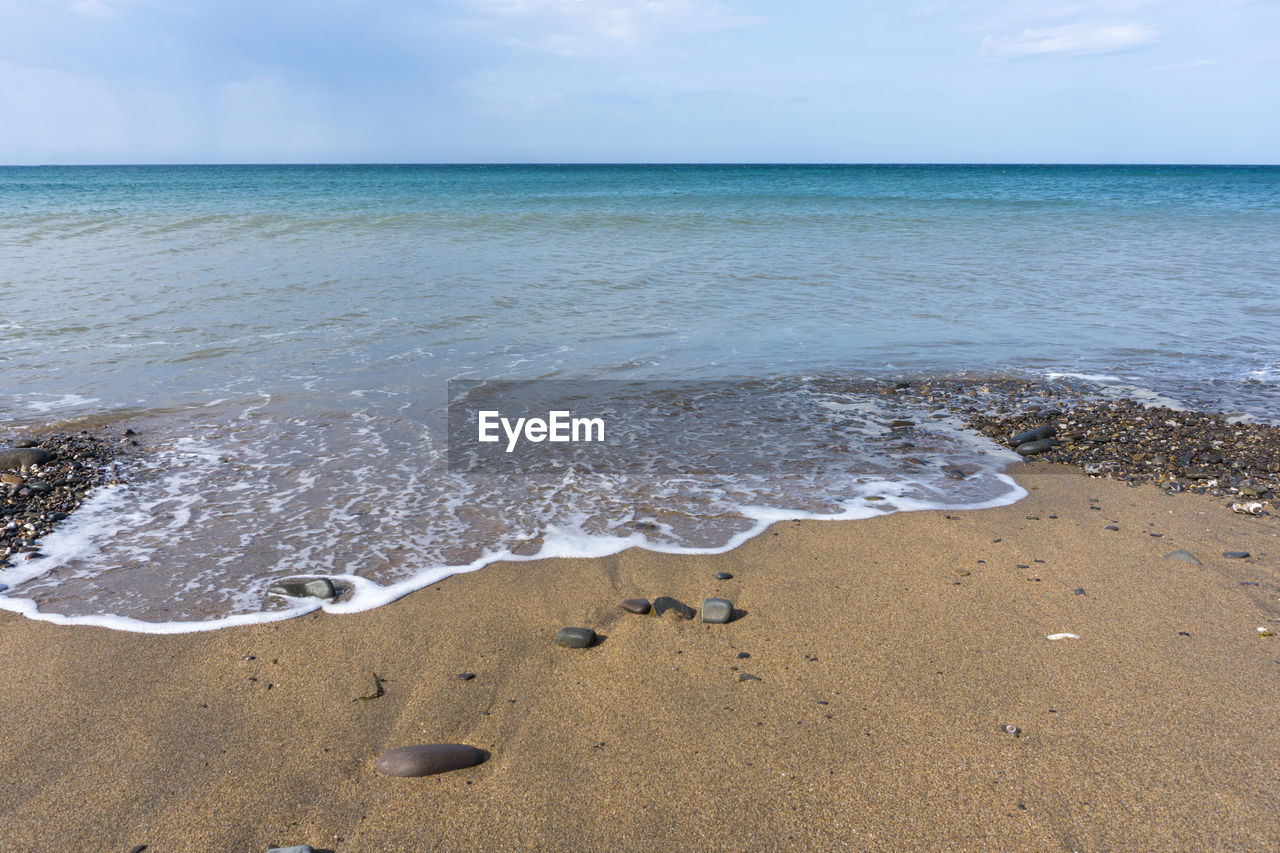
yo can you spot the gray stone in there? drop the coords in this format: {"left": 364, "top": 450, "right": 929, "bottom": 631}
{"left": 1010, "top": 424, "right": 1055, "bottom": 447}
{"left": 652, "top": 596, "right": 695, "bottom": 619}
{"left": 702, "top": 597, "right": 732, "bottom": 623}
{"left": 737, "top": 673, "right": 761, "bottom": 683}
{"left": 620, "top": 597, "right": 651, "bottom": 615}
{"left": 13, "top": 439, "right": 37, "bottom": 448}
{"left": 1164, "top": 549, "right": 1202, "bottom": 566}
{"left": 267, "top": 578, "right": 336, "bottom": 599}
{"left": 0, "top": 448, "right": 51, "bottom": 470}
{"left": 267, "top": 847, "right": 314, "bottom": 853}
{"left": 375, "top": 743, "right": 486, "bottom": 777}
{"left": 1223, "top": 551, "right": 1251, "bottom": 559}
{"left": 555, "top": 626, "right": 595, "bottom": 648}
{"left": 714, "top": 572, "right": 733, "bottom": 580}
{"left": 1015, "top": 439, "right": 1053, "bottom": 457}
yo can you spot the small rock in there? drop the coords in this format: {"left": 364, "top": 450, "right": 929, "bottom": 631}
{"left": 1016, "top": 439, "right": 1053, "bottom": 457}
{"left": 652, "top": 596, "right": 695, "bottom": 620}
{"left": 0, "top": 448, "right": 51, "bottom": 470}
{"left": 737, "top": 673, "right": 761, "bottom": 683}
{"left": 13, "top": 439, "right": 37, "bottom": 448}
{"left": 737, "top": 652, "right": 750, "bottom": 659}
{"left": 1164, "top": 549, "right": 1202, "bottom": 565}
{"left": 1002, "top": 724, "right": 1021, "bottom": 736}
{"left": 266, "top": 847, "right": 313, "bottom": 853}
{"left": 620, "top": 597, "right": 651, "bottom": 615}
{"left": 555, "top": 627, "right": 595, "bottom": 648}
{"left": 456, "top": 672, "right": 476, "bottom": 681}
{"left": 1010, "top": 424, "right": 1055, "bottom": 447}
{"left": 714, "top": 571, "right": 733, "bottom": 580}
{"left": 1223, "top": 551, "right": 1251, "bottom": 559}
{"left": 1104, "top": 525, "right": 1119, "bottom": 531}
{"left": 1073, "top": 588, "right": 1086, "bottom": 595}
{"left": 0, "top": 474, "right": 21, "bottom": 485}
{"left": 267, "top": 578, "right": 336, "bottom": 599}
{"left": 27, "top": 481, "right": 51, "bottom": 494}
{"left": 374, "top": 744, "right": 486, "bottom": 777}
{"left": 701, "top": 598, "right": 733, "bottom": 623}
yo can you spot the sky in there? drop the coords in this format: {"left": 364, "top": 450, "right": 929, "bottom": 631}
{"left": 0, "top": 0, "right": 1276, "bottom": 164}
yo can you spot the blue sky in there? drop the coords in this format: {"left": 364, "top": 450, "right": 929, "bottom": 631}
{"left": 1, "top": 0, "right": 1276, "bottom": 163}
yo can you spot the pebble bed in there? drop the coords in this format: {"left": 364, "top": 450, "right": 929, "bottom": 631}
{"left": 0, "top": 431, "right": 128, "bottom": 569}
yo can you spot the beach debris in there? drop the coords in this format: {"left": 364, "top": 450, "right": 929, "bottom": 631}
{"left": 652, "top": 596, "right": 695, "bottom": 620}
{"left": 375, "top": 744, "right": 487, "bottom": 778}
{"left": 456, "top": 672, "right": 476, "bottom": 681}
{"left": 267, "top": 577, "right": 336, "bottom": 599}
{"left": 738, "top": 673, "right": 762, "bottom": 683}
{"left": 1073, "top": 588, "right": 1086, "bottom": 595}
{"left": 1232, "top": 501, "right": 1265, "bottom": 516}
{"left": 1222, "top": 551, "right": 1251, "bottom": 559}
{"left": 267, "top": 846, "right": 314, "bottom": 853}
{"left": 555, "top": 626, "right": 596, "bottom": 648}
{"left": 702, "top": 597, "right": 733, "bottom": 623}
{"left": 355, "top": 673, "right": 387, "bottom": 701}
{"left": 1046, "top": 633, "right": 1080, "bottom": 640}
{"left": 1258, "top": 627, "right": 1275, "bottom": 637}
{"left": 1164, "top": 549, "right": 1202, "bottom": 565}
{"left": 620, "top": 597, "right": 651, "bottom": 615}
{"left": 1002, "top": 724, "right": 1022, "bottom": 736}
{"left": 714, "top": 571, "right": 733, "bottom": 580}
{"left": 0, "top": 447, "right": 51, "bottom": 470}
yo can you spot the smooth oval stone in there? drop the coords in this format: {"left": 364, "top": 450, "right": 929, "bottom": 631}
{"left": 1015, "top": 439, "right": 1053, "bottom": 457}
{"left": 714, "top": 572, "right": 733, "bottom": 580}
{"left": 702, "top": 597, "right": 733, "bottom": 623}
{"left": 13, "top": 439, "right": 37, "bottom": 448}
{"left": 620, "top": 597, "right": 651, "bottom": 615}
{"left": 1223, "top": 551, "right": 1251, "bottom": 559}
{"left": 555, "top": 626, "right": 595, "bottom": 648}
{"left": 1010, "top": 424, "right": 1055, "bottom": 447}
{"left": 267, "top": 578, "right": 336, "bottom": 599}
{"left": 0, "top": 474, "right": 21, "bottom": 485}
{"left": 652, "top": 596, "right": 695, "bottom": 620}
{"left": 0, "top": 448, "right": 51, "bottom": 470}
{"left": 375, "top": 744, "right": 486, "bottom": 777}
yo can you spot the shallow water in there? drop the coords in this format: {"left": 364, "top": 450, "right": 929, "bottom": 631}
{"left": 2, "top": 165, "right": 1278, "bottom": 630}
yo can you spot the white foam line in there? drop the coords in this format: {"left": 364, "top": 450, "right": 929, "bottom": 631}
{"left": 0, "top": 473, "right": 1028, "bottom": 634}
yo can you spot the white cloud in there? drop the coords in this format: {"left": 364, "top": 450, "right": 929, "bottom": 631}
{"left": 981, "top": 22, "right": 1159, "bottom": 58}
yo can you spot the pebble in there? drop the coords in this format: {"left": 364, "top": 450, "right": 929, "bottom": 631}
{"left": 738, "top": 673, "right": 761, "bottom": 683}
{"left": 1223, "top": 551, "right": 1251, "bottom": 559}
{"left": 652, "top": 596, "right": 694, "bottom": 619}
{"left": 1104, "top": 525, "right": 1119, "bottom": 531}
{"left": 1010, "top": 424, "right": 1055, "bottom": 447}
{"left": 1164, "top": 549, "right": 1202, "bottom": 565}
{"left": 1073, "top": 588, "right": 1086, "bottom": 595}
{"left": 620, "top": 597, "right": 651, "bottom": 615}
{"left": 13, "top": 439, "right": 37, "bottom": 449}
{"left": 0, "top": 474, "right": 20, "bottom": 485}
{"left": 456, "top": 672, "right": 476, "bottom": 681}
{"left": 266, "top": 847, "right": 314, "bottom": 853}
{"left": 555, "top": 626, "right": 595, "bottom": 648}
{"left": 1016, "top": 439, "right": 1054, "bottom": 457}
{"left": 714, "top": 571, "right": 733, "bottom": 580}
{"left": 375, "top": 744, "right": 486, "bottom": 777}
{"left": 701, "top": 598, "right": 733, "bottom": 623}
{"left": 267, "top": 578, "right": 336, "bottom": 599}
{"left": 1002, "top": 724, "right": 1021, "bottom": 736}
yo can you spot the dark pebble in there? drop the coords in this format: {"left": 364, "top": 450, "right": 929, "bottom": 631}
{"left": 13, "top": 439, "right": 37, "bottom": 449}
{"left": 1223, "top": 551, "right": 1251, "bottom": 559}
{"left": 1016, "top": 439, "right": 1054, "bottom": 457}
{"left": 652, "top": 596, "right": 695, "bottom": 619}
{"left": 1074, "top": 588, "right": 1086, "bottom": 595}
{"left": 555, "top": 626, "right": 595, "bottom": 648}
{"left": 714, "top": 572, "right": 733, "bottom": 580}
{"left": 620, "top": 597, "right": 651, "bottom": 615}
{"left": 738, "top": 673, "right": 761, "bottom": 683}
{"left": 1010, "top": 424, "right": 1055, "bottom": 447}
{"left": 1105, "top": 525, "right": 1119, "bottom": 531}
{"left": 737, "top": 652, "right": 750, "bottom": 659}
{"left": 457, "top": 672, "right": 476, "bottom": 681}
{"left": 375, "top": 744, "right": 486, "bottom": 777}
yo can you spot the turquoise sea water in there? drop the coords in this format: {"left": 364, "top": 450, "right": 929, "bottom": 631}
{"left": 2, "top": 165, "right": 1278, "bottom": 630}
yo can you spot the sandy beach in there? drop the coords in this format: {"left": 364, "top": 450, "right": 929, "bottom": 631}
{"left": 2, "top": 461, "right": 1278, "bottom": 851}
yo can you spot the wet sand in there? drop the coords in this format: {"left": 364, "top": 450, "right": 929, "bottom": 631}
{"left": 1, "top": 463, "right": 1278, "bottom": 851}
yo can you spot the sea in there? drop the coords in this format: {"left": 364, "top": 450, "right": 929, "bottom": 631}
{"left": 2, "top": 164, "right": 1278, "bottom": 632}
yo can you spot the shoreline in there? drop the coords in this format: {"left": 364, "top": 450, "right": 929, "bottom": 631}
{"left": 2, "top": 465, "right": 1277, "bottom": 850}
